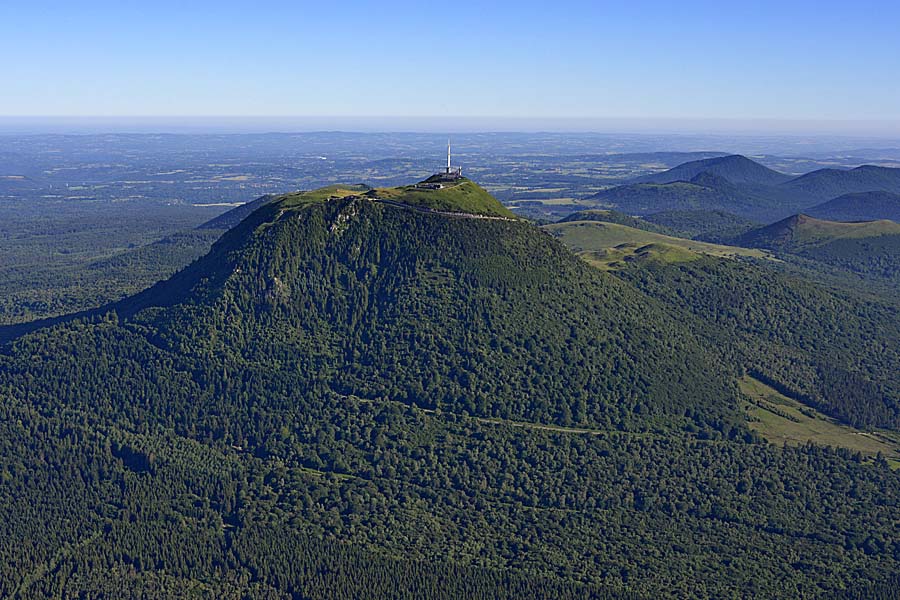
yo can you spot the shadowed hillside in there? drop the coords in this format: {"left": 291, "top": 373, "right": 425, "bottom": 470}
{"left": 806, "top": 191, "right": 900, "bottom": 222}
{"left": 781, "top": 165, "right": 900, "bottom": 199}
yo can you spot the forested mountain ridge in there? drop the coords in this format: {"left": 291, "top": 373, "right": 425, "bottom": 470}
{"left": 558, "top": 209, "right": 676, "bottom": 234}
{"left": 781, "top": 165, "right": 900, "bottom": 200}
{"left": 806, "top": 191, "right": 900, "bottom": 222}
{"left": 110, "top": 181, "right": 734, "bottom": 431}
{"left": 642, "top": 209, "right": 758, "bottom": 240}
{"left": 589, "top": 157, "right": 900, "bottom": 223}
{"left": 0, "top": 178, "right": 898, "bottom": 598}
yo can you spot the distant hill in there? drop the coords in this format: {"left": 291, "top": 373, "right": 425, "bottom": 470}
{"left": 734, "top": 214, "right": 900, "bottom": 252}
{"left": 806, "top": 191, "right": 900, "bottom": 222}
{"left": 633, "top": 154, "right": 792, "bottom": 186}
{"left": 585, "top": 173, "right": 795, "bottom": 221}
{"left": 591, "top": 157, "right": 900, "bottom": 223}
{"left": 733, "top": 214, "right": 900, "bottom": 288}
{"left": 781, "top": 165, "right": 900, "bottom": 200}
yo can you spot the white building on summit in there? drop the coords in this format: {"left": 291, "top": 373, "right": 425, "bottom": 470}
{"left": 416, "top": 138, "right": 463, "bottom": 188}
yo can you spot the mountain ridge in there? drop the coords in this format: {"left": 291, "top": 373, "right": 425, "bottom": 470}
{"left": 781, "top": 164, "right": 900, "bottom": 199}
{"left": 587, "top": 156, "right": 900, "bottom": 223}
{"left": 806, "top": 190, "right": 900, "bottom": 222}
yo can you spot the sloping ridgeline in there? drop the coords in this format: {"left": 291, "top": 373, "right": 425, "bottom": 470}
{"left": 0, "top": 180, "right": 897, "bottom": 598}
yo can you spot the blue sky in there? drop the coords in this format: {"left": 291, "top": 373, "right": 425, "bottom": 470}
{"left": 2, "top": 0, "right": 899, "bottom": 128}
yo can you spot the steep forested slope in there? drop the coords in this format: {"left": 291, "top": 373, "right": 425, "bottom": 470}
{"left": 616, "top": 257, "right": 900, "bottom": 430}
{"left": 642, "top": 209, "right": 758, "bottom": 240}
{"left": 101, "top": 187, "right": 738, "bottom": 431}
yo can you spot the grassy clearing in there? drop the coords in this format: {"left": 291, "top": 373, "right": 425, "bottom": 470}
{"left": 376, "top": 178, "right": 515, "bottom": 217}
{"left": 278, "top": 185, "right": 371, "bottom": 208}
{"left": 578, "top": 243, "right": 701, "bottom": 270}
{"left": 520, "top": 197, "right": 580, "bottom": 205}
{"left": 544, "top": 220, "right": 770, "bottom": 268}
{"left": 739, "top": 375, "right": 900, "bottom": 464}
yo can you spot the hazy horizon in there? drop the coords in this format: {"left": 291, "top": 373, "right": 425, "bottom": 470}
{"left": 3, "top": 116, "right": 900, "bottom": 140}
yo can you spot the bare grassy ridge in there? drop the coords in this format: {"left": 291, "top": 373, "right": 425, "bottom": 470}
{"left": 544, "top": 220, "right": 769, "bottom": 269}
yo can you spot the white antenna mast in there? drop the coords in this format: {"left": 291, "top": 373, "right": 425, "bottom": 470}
{"left": 447, "top": 136, "right": 452, "bottom": 173}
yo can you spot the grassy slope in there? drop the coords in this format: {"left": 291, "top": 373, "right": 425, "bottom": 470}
{"left": 274, "top": 179, "right": 515, "bottom": 218}
{"left": 278, "top": 184, "right": 372, "bottom": 208}
{"left": 373, "top": 178, "right": 516, "bottom": 217}
{"left": 543, "top": 220, "right": 769, "bottom": 269}
{"left": 740, "top": 375, "right": 900, "bottom": 467}
{"left": 559, "top": 209, "right": 675, "bottom": 234}
{"left": 788, "top": 217, "right": 900, "bottom": 248}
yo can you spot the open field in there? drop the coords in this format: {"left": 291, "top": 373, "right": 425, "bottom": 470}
{"left": 739, "top": 375, "right": 900, "bottom": 467}
{"left": 544, "top": 220, "right": 771, "bottom": 269}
